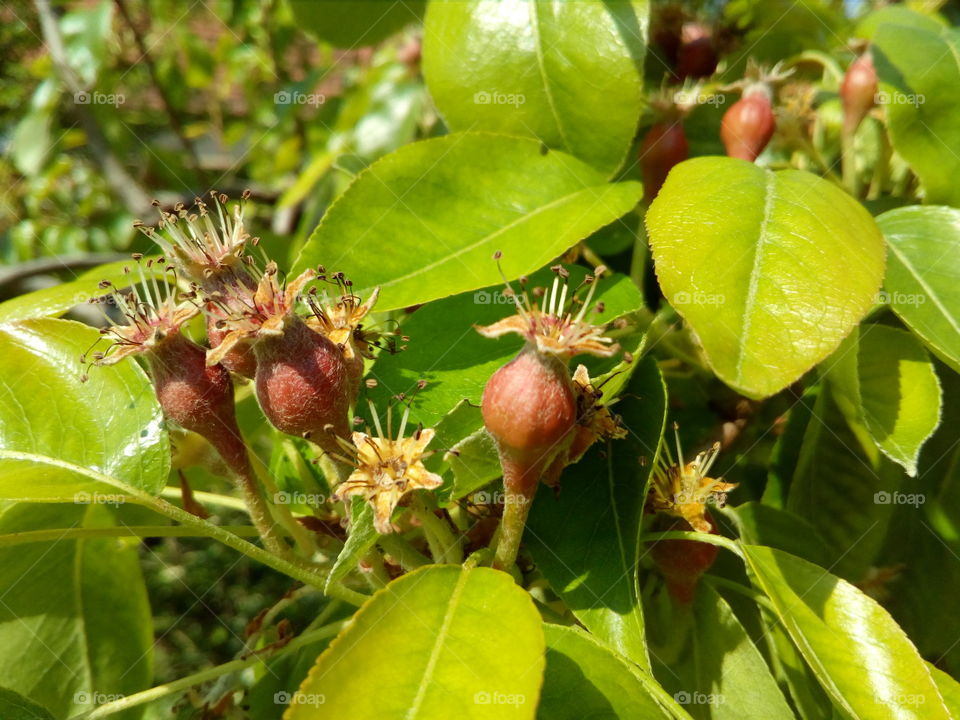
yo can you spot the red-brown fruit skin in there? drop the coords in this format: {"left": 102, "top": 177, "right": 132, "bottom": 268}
{"left": 147, "top": 333, "right": 249, "bottom": 475}
{"left": 253, "top": 317, "right": 351, "bottom": 451}
{"left": 720, "top": 93, "right": 776, "bottom": 162}
{"left": 841, "top": 52, "right": 877, "bottom": 136}
{"left": 206, "top": 312, "right": 257, "bottom": 379}
{"left": 675, "top": 22, "right": 717, "bottom": 80}
{"left": 650, "top": 512, "right": 720, "bottom": 605}
{"left": 640, "top": 122, "right": 689, "bottom": 204}
{"left": 481, "top": 348, "right": 577, "bottom": 496}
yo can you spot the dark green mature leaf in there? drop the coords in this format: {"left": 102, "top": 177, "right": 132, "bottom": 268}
{"left": 293, "top": 133, "right": 643, "bottom": 311}
{"left": 827, "top": 324, "right": 941, "bottom": 476}
{"left": 872, "top": 26, "right": 960, "bottom": 207}
{"left": 423, "top": 1, "right": 648, "bottom": 177}
{"left": 728, "top": 502, "right": 829, "bottom": 567}
{"left": 877, "top": 206, "right": 960, "bottom": 373}
{"left": 540, "top": 624, "right": 690, "bottom": 720}
{"left": 650, "top": 585, "right": 794, "bottom": 720}
{"left": 0, "top": 688, "right": 55, "bottom": 720}
{"left": 0, "top": 319, "right": 169, "bottom": 500}
{"left": 787, "top": 391, "right": 903, "bottom": 582}
{"left": 288, "top": 1, "right": 424, "bottom": 48}
{"left": 527, "top": 355, "right": 666, "bottom": 671}
{"left": 287, "top": 566, "right": 544, "bottom": 719}
{"left": 367, "top": 267, "right": 643, "bottom": 429}
{"left": 744, "top": 544, "right": 951, "bottom": 720}
{"left": 0, "top": 258, "right": 165, "bottom": 323}
{"left": 646, "top": 157, "right": 885, "bottom": 399}
{"left": 0, "top": 503, "right": 153, "bottom": 719}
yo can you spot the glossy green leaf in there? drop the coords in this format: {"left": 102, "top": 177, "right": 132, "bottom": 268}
{"left": 743, "top": 544, "right": 950, "bottom": 720}
{"left": 526, "top": 355, "right": 666, "bottom": 671}
{"left": 288, "top": 1, "right": 424, "bottom": 48}
{"left": 872, "top": 25, "right": 960, "bottom": 207}
{"left": 539, "top": 624, "right": 690, "bottom": 720}
{"left": 646, "top": 157, "right": 886, "bottom": 399}
{"left": 0, "top": 319, "right": 169, "bottom": 500}
{"left": 293, "top": 133, "right": 643, "bottom": 311}
{"left": 728, "top": 502, "right": 829, "bottom": 567}
{"left": 786, "top": 391, "right": 902, "bottom": 581}
{"left": 287, "top": 565, "right": 544, "bottom": 719}
{"left": 929, "top": 664, "right": 960, "bottom": 717}
{"left": 0, "top": 258, "right": 164, "bottom": 323}
{"left": 0, "top": 503, "right": 153, "bottom": 719}
{"left": 650, "top": 585, "right": 794, "bottom": 720}
{"left": 423, "top": 1, "right": 647, "bottom": 176}
{"left": 877, "top": 206, "right": 960, "bottom": 373}
{"left": 367, "top": 266, "right": 643, "bottom": 430}
{"left": 0, "top": 688, "right": 55, "bottom": 720}
{"left": 827, "top": 324, "right": 941, "bottom": 476}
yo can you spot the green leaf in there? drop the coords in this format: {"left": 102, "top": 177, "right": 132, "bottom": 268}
{"left": 743, "top": 544, "right": 950, "bottom": 720}
{"left": 540, "top": 624, "right": 690, "bottom": 720}
{"left": 0, "top": 258, "right": 164, "bottom": 324}
{"left": 325, "top": 497, "right": 379, "bottom": 592}
{"left": 827, "top": 324, "right": 941, "bottom": 476}
{"left": 287, "top": 566, "right": 545, "bottom": 719}
{"left": 0, "top": 688, "right": 55, "bottom": 720}
{"left": 877, "top": 205, "right": 960, "bottom": 373}
{"left": 929, "top": 664, "right": 960, "bottom": 717}
{"left": 786, "top": 390, "right": 903, "bottom": 581}
{"left": 646, "top": 157, "right": 886, "bottom": 399}
{"left": 872, "top": 26, "right": 960, "bottom": 207}
{"left": 293, "top": 133, "right": 643, "bottom": 311}
{"left": 422, "top": 1, "right": 648, "bottom": 176}
{"left": 0, "top": 319, "right": 169, "bottom": 500}
{"left": 855, "top": 5, "right": 947, "bottom": 39}
{"left": 728, "top": 502, "right": 829, "bottom": 567}
{"left": 287, "top": 0, "right": 424, "bottom": 48}
{"left": 0, "top": 503, "right": 153, "bottom": 719}
{"left": 367, "top": 266, "right": 643, "bottom": 430}
{"left": 526, "top": 355, "right": 666, "bottom": 671}
{"left": 650, "top": 585, "right": 794, "bottom": 720}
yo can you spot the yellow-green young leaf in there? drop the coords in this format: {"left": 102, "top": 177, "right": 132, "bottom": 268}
{"left": 646, "top": 157, "right": 885, "bottom": 399}
{"left": 877, "top": 206, "right": 960, "bottom": 373}
{"left": 423, "top": 1, "right": 648, "bottom": 177}
{"left": 827, "top": 325, "right": 941, "bottom": 476}
{"left": 929, "top": 663, "right": 960, "bottom": 717}
{"left": 287, "top": 1, "right": 424, "bottom": 48}
{"left": 287, "top": 566, "right": 545, "bottom": 719}
{"left": 743, "top": 544, "right": 950, "bottom": 720}
{"left": 0, "top": 258, "right": 164, "bottom": 323}
{"left": 872, "top": 26, "right": 960, "bottom": 208}
{"left": 0, "top": 319, "right": 169, "bottom": 500}
{"left": 0, "top": 504, "right": 153, "bottom": 719}
{"left": 540, "top": 625, "right": 690, "bottom": 720}
{"left": 292, "top": 133, "right": 643, "bottom": 311}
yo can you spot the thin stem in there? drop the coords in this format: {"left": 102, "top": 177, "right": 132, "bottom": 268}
{"left": 411, "top": 494, "right": 461, "bottom": 564}
{"left": 77, "top": 621, "right": 346, "bottom": 719}
{"left": 639, "top": 529, "right": 744, "bottom": 559}
{"left": 249, "top": 451, "right": 317, "bottom": 556}
{"left": 234, "top": 465, "right": 292, "bottom": 558}
{"left": 491, "top": 487, "right": 535, "bottom": 572}
{"left": 377, "top": 533, "right": 431, "bottom": 571}
{"left": 360, "top": 549, "right": 391, "bottom": 590}
{"left": 325, "top": 580, "right": 372, "bottom": 607}
{"left": 704, "top": 575, "right": 775, "bottom": 612}
{"left": 628, "top": 216, "right": 649, "bottom": 294}
{"left": 841, "top": 128, "right": 860, "bottom": 197}
{"left": 0, "top": 525, "right": 259, "bottom": 548}
{"left": 160, "top": 486, "right": 249, "bottom": 513}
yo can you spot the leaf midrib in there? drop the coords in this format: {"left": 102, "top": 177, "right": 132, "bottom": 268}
{"left": 887, "top": 238, "right": 960, "bottom": 339}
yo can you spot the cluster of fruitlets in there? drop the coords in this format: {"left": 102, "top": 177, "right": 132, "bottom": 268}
{"left": 87, "top": 194, "right": 375, "bottom": 552}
